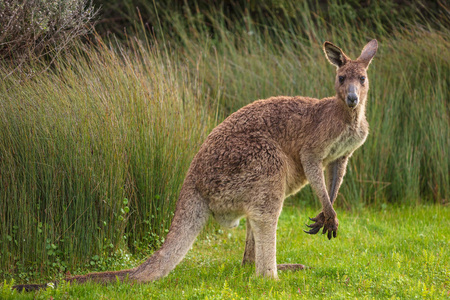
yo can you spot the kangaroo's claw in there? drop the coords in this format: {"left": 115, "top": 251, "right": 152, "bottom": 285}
{"left": 305, "top": 211, "right": 338, "bottom": 239}
{"left": 322, "top": 215, "right": 339, "bottom": 240}
{"left": 303, "top": 226, "right": 321, "bottom": 235}
{"left": 304, "top": 212, "right": 325, "bottom": 235}
{"left": 323, "top": 227, "right": 333, "bottom": 240}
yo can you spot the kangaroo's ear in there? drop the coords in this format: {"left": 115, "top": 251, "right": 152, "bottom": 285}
{"left": 323, "top": 42, "right": 349, "bottom": 68}
{"left": 357, "top": 39, "right": 378, "bottom": 68}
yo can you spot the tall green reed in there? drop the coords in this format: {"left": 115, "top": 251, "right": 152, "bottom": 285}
{"left": 0, "top": 39, "right": 212, "bottom": 280}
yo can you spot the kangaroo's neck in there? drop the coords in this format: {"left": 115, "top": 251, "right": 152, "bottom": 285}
{"left": 353, "top": 100, "right": 366, "bottom": 126}
{"left": 338, "top": 95, "right": 367, "bottom": 127}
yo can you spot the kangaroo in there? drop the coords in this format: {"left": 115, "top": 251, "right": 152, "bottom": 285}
{"left": 13, "top": 39, "right": 377, "bottom": 291}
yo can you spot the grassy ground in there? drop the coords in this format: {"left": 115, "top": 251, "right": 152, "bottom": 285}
{"left": 3, "top": 204, "right": 449, "bottom": 299}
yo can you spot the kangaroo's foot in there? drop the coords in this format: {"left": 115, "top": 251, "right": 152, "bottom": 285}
{"left": 277, "top": 264, "right": 307, "bottom": 271}
{"left": 304, "top": 211, "right": 339, "bottom": 240}
{"left": 12, "top": 283, "right": 49, "bottom": 292}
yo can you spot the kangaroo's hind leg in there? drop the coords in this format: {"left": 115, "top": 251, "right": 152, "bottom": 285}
{"left": 245, "top": 190, "right": 306, "bottom": 275}
{"left": 249, "top": 214, "right": 279, "bottom": 279}
{"left": 246, "top": 189, "right": 284, "bottom": 279}
{"left": 249, "top": 212, "right": 306, "bottom": 274}
{"left": 242, "top": 218, "right": 255, "bottom": 265}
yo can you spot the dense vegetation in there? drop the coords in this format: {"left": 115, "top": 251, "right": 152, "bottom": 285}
{"left": 0, "top": 0, "right": 448, "bottom": 284}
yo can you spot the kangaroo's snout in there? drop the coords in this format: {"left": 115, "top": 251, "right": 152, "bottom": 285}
{"left": 346, "top": 93, "right": 358, "bottom": 108}
{"left": 346, "top": 84, "right": 359, "bottom": 108}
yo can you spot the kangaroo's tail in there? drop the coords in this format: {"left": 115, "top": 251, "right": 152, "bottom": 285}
{"left": 129, "top": 187, "right": 210, "bottom": 282}
{"left": 13, "top": 187, "right": 210, "bottom": 291}
{"left": 12, "top": 269, "right": 133, "bottom": 292}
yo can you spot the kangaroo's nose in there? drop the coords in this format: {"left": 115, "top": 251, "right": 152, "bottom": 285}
{"left": 346, "top": 93, "right": 358, "bottom": 108}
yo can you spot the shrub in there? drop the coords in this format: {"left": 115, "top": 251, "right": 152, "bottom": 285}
{"left": 0, "top": 0, "right": 96, "bottom": 66}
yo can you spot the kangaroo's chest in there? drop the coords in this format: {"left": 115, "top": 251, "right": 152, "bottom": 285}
{"left": 325, "top": 125, "right": 368, "bottom": 162}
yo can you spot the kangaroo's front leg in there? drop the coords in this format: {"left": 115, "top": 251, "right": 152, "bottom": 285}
{"left": 306, "top": 156, "right": 349, "bottom": 236}
{"left": 301, "top": 155, "right": 339, "bottom": 239}
{"left": 327, "top": 156, "right": 349, "bottom": 205}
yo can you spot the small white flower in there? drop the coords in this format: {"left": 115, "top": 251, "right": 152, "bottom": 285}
{"left": 47, "top": 282, "right": 55, "bottom": 289}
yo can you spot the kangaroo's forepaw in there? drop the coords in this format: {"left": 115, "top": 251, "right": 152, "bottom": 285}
{"left": 322, "top": 215, "right": 339, "bottom": 240}
{"left": 304, "top": 212, "right": 325, "bottom": 235}
{"left": 304, "top": 212, "right": 338, "bottom": 239}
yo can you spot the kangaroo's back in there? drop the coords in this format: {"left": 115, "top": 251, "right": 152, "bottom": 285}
{"left": 189, "top": 95, "right": 354, "bottom": 200}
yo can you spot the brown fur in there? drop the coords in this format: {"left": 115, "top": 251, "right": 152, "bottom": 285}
{"left": 13, "top": 40, "right": 377, "bottom": 291}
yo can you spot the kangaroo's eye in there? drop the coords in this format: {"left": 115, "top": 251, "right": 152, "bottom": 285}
{"left": 338, "top": 76, "right": 345, "bottom": 84}
{"left": 360, "top": 76, "right": 366, "bottom": 84}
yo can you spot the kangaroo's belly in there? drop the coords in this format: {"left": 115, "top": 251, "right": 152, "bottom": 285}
{"left": 213, "top": 212, "right": 245, "bottom": 228}
{"left": 284, "top": 154, "right": 308, "bottom": 197}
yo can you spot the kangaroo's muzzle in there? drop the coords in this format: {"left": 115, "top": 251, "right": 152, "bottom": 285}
{"left": 346, "top": 93, "right": 358, "bottom": 108}
{"left": 346, "top": 84, "right": 359, "bottom": 108}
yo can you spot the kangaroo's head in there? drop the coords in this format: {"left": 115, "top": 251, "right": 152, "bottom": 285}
{"left": 324, "top": 40, "right": 378, "bottom": 109}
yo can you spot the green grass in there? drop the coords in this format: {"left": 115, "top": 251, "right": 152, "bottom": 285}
{"left": 2, "top": 204, "right": 449, "bottom": 299}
